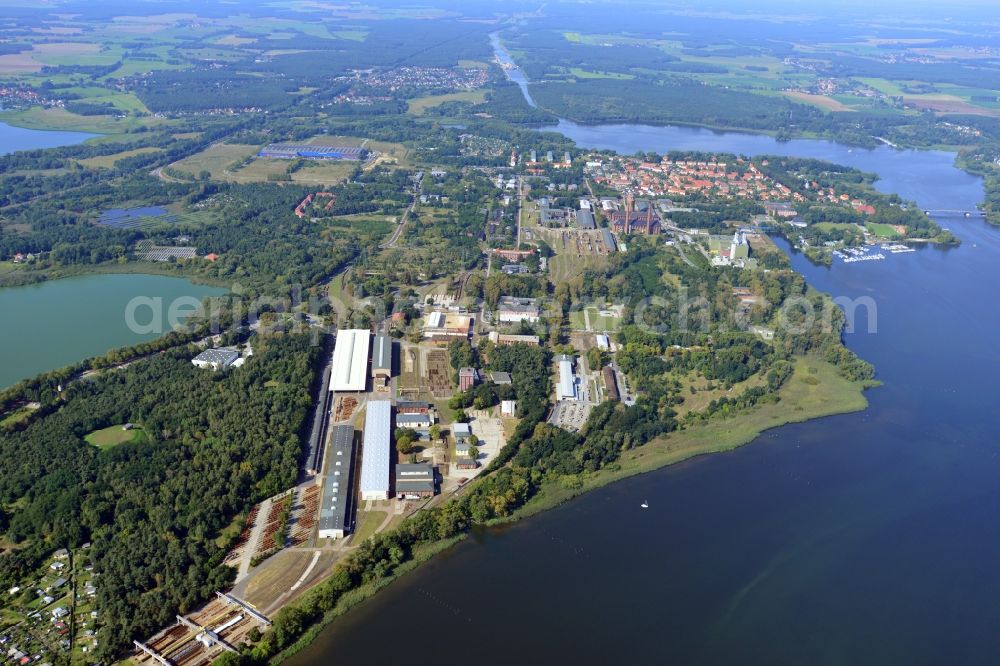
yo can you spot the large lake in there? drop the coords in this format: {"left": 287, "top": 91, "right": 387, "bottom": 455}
{"left": 0, "top": 274, "right": 226, "bottom": 388}
{"left": 0, "top": 120, "right": 98, "bottom": 156}
{"left": 288, "top": 37, "right": 1000, "bottom": 666}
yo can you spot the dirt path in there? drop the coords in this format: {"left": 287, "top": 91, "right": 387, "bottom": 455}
{"left": 236, "top": 497, "right": 272, "bottom": 582}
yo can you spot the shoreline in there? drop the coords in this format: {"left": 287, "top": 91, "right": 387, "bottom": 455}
{"left": 269, "top": 358, "right": 871, "bottom": 664}
{"left": 0, "top": 262, "right": 233, "bottom": 290}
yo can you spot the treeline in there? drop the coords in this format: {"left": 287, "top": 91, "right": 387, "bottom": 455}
{"left": 134, "top": 70, "right": 298, "bottom": 113}
{"left": 0, "top": 326, "right": 219, "bottom": 418}
{"left": 0, "top": 333, "right": 320, "bottom": 660}
{"left": 530, "top": 77, "right": 828, "bottom": 132}
{"left": 247, "top": 20, "right": 493, "bottom": 82}
{"left": 163, "top": 182, "right": 363, "bottom": 297}
{"left": 473, "top": 81, "right": 557, "bottom": 126}
{"left": 507, "top": 29, "right": 683, "bottom": 80}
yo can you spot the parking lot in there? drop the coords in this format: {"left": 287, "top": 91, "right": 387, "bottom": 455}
{"left": 548, "top": 400, "right": 592, "bottom": 432}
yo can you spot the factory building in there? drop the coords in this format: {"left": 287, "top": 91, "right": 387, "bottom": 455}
{"left": 330, "top": 329, "right": 371, "bottom": 392}
{"left": 191, "top": 348, "right": 239, "bottom": 371}
{"left": 359, "top": 400, "right": 392, "bottom": 501}
{"left": 423, "top": 311, "right": 474, "bottom": 343}
{"left": 318, "top": 425, "right": 355, "bottom": 539}
{"left": 371, "top": 334, "right": 393, "bottom": 390}
{"left": 558, "top": 354, "right": 577, "bottom": 401}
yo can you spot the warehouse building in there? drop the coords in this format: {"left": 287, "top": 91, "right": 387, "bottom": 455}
{"left": 422, "top": 311, "right": 474, "bottom": 343}
{"left": 359, "top": 400, "right": 392, "bottom": 501}
{"left": 487, "top": 331, "right": 540, "bottom": 347}
{"left": 601, "top": 228, "right": 618, "bottom": 253}
{"left": 318, "top": 425, "right": 355, "bottom": 539}
{"left": 577, "top": 209, "right": 596, "bottom": 230}
{"left": 558, "top": 354, "right": 577, "bottom": 401}
{"left": 395, "top": 464, "right": 436, "bottom": 499}
{"left": 330, "top": 329, "right": 371, "bottom": 392}
{"left": 192, "top": 348, "right": 240, "bottom": 371}
{"left": 372, "top": 334, "right": 393, "bottom": 390}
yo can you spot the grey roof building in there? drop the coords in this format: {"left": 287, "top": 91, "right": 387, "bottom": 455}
{"left": 601, "top": 228, "right": 617, "bottom": 252}
{"left": 489, "top": 371, "right": 512, "bottom": 385}
{"left": 318, "top": 425, "right": 355, "bottom": 539}
{"left": 577, "top": 209, "right": 596, "bottom": 230}
{"left": 396, "top": 413, "right": 433, "bottom": 428}
{"left": 395, "top": 463, "right": 435, "bottom": 498}
{"left": 372, "top": 334, "right": 392, "bottom": 374}
{"left": 372, "top": 334, "right": 392, "bottom": 388}
{"left": 191, "top": 348, "right": 240, "bottom": 371}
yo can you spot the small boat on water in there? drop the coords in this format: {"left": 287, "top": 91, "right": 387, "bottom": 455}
{"left": 640, "top": 500, "right": 649, "bottom": 509}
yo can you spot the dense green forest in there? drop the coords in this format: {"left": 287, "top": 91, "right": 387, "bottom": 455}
{"left": 530, "top": 78, "right": 823, "bottom": 131}
{"left": 0, "top": 333, "right": 320, "bottom": 659}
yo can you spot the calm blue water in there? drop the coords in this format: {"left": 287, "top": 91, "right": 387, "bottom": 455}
{"left": 491, "top": 32, "right": 538, "bottom": 108}
{"left": 0, "top": 121, "right": 97, "bottom": 156}
{"left": 0, "top": 274, "right": 226, "bottom": 389}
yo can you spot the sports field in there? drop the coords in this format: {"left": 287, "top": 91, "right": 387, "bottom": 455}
{"left": 85, "top": 425, "right": 147, "bottom": 449}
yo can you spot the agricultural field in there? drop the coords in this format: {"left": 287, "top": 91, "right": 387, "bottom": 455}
{"left": 0, "top": 106, "right": 164, "bottom": 133}
{"left": 168, "top": 143, "right": 261, "bottom": 180}
{"left": 78, "top": 147, "right": 164, "bottom": 169}
{"left": 783, "top": 91, "right": 856, "bottom": 112}
{"left": 568, "top": 67, "right": 635, "bottom": 80}
{"left": 169, "top": 136, "right": 410, "bottom": 183}
{"left": 407, "top": 90, "right": 486, "bottom": 115}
